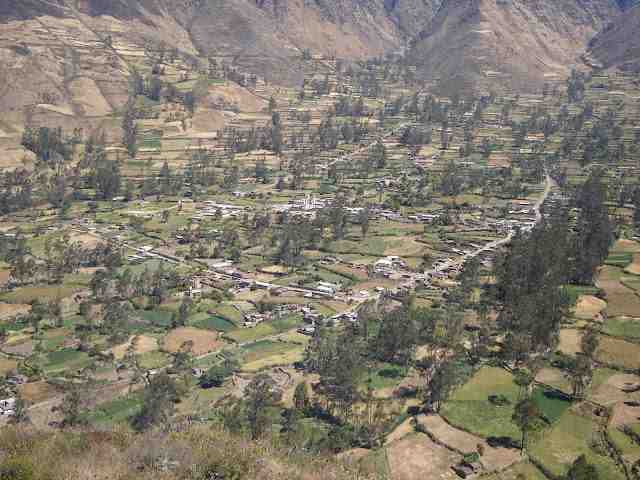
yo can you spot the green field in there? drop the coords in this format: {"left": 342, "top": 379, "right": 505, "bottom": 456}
{"left": 138, "top": 309, "right": 174, "bottom": 327}
{"left": 191, "top": 314, "right": 237, "bottom": 332}
{"left": 364, "top": 363, "right": 408, "bottom": 391}
{"left": 440, "top": 367, "right": 520, "bottom": 439}
{"left": 605, "top": 252, "right": 633, "bottom": 268}
{"left": 43, "top": 349, "right": 92, "bottom": 374}
{"left": 530, "top": 387, "right": 571, "bottom": 423}
{"left": 529, "top": 412, "right": 625, "bottom": 480}
{"left": 602, "top": 317, "right": 640, "bottom": 339}
{"left": 88, "top": 393, "right": 143, "bottom": 426}
{"left": 225, "top": 315, "right": 303, "bottom": 344}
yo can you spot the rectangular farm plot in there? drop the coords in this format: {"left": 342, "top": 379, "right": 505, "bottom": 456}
{"left": 440, "top": 367, "right": 521, "bottom": 439}
{"left": 529, "top": 411, "right": 625, "bottom": 480}
{"left": 596, "top": 336, "right": 640, "bottom": 370}
{"left": 240, "top": 340, "right": 304, "bottom": 371}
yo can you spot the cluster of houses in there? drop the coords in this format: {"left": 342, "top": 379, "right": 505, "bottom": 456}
{"left": 374, "top": 256, "right": 408, "bottom": 275}
{"left": 192, "top": 201, "right": 246, "bottom": 221}
{"left": 0, "top": 397, "right": 16, "bottom": 417}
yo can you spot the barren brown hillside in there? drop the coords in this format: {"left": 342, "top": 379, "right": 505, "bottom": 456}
{"left": 588, "top": 3, "right": 640, "bottom": 73}
{"left": 407, "top": 0, "right": 624, "bottom": 92}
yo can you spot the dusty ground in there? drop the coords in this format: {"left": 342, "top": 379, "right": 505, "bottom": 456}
{"left": 205, "top": 83, "right": 267, "bottom": 113}
{"left": 417, "top": 414, "right": 521, "bottom": 472}
{"left": 1, "top": 339, "right": 35, "bottom": 356}
{"left": 110, "top": 335, "right": 159, "bottom": 360}
{"left": 590, "top": 372, "right": 640, "bottom": 406}
{"left": 596, "top": 336, "right": 640, "bottom": 370}
{"left": 557, "top": 329, "right": 582, "bottom": 355}
{"left": 386, "top": 432, "right": 459, "bottom": 480}
{"left": 68, "top": 77, "right": 112, "bottom": 116}
{"left": 163, "top": 327, "right": 223, "bottom": 356}
{"left": 610, "top": 400, "right": 640, "bottom": 429}
{"left": 18, "top": 381, "right": 61, "bottom": 404}
{"left": 625, "top": 253, "right": 640, "bottom": 275}
{"left": 573, "top": 295, "right": 606, "bottom": 321}
{"left": 536, "top": 368, "right": 571, "bottom": 393}
{"left": 0, "top": 302, "right": 30, "bottom": 320}
{"left": 337, "top": 448, "right": 371, "bottom": 467}
{"left": 385, "top": 417, "right": 415, "bottom": 445}
{"left": 0, "top": 357, "right": 18, "bottom": 375}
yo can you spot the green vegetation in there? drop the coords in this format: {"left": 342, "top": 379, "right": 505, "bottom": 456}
{"left": 440, "top": 367, "right": 521, "bottom": 439}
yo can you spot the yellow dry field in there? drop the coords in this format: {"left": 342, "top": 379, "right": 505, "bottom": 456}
{"left": 535, "top": 368, "right": 572, "bottom": 393}
{"left": 386, "top": 433, "right": 459, "bottom": 480}
{"left": 597, "top": 267, "right": 640, "bottom": 317}
{"left": 18, "top": 381, "right": 60, "bottom": 404}
{"left": 0, "top": 144, "right": 35, "bottom": 170}
{"left": 0, "top": 357, "right": 18, "bottom": 375}
{"left": 625, "top": 254, "right": 640, "bottom": 275}
{"left": 573, "top": 295, "right": 606, "bottom": 320}
{"left": 596, "top": 336, "right": 640, "bottom": 370}
{"left": 110, "top": 335, "right": 159, "bottom": 360}
{"left": 0, "top": 269, "right": 9, "bottom": 286}
{"left": 190, "top": 108, "right": 225, "bottom": 134}
{"left": 417, "top": 414, "right": 521, "bottom": 471}
{"left": 163, "top": 327, "right": 222, "bottom": 356}
{"left": 68, "top": 77, "right": 112, "bottom": 116}
{"left": 557, "top": 329, "right": 582, "bottom": 355}
{"left": 242, "top": 348, "right": 305, "bottom": 373}
{"left": 385, "top": 417, "right": 415, "bottom": 445}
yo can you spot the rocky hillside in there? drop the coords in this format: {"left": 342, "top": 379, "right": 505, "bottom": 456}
{"left": 406, "top": 0, "right": 624, "bottom": 93}
{"left": 587, "top": 2, "right": 640, "bottom": 73}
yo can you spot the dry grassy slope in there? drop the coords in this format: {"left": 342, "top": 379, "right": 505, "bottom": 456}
{"left": 407, "top": 0, "right": 624, "bottom": 93}
{"left": 588, "top": 3, "right": 640, "bottom": 73}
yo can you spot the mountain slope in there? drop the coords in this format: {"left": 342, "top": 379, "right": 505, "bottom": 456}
{"left": 406, "top": 0, "right": 623, "bottom": 92}
{"left": 587, "top": 2, "right": 640, "bottom": 72}
{"left": 0, "top": 0, "right": 441, "bottom": 124}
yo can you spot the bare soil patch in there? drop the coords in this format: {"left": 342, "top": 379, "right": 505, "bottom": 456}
{"left": 205, "top": 83, "right": 266, "bottom": 112}
{"left": 386, "top": 433, "right": 459, "bottom": 480}
{"left": 574, "top": 295, "right": 606, "bottom": 321}
{"left": 596, "top": 336, "right": 640, "bottom": 370}
{"left": 385, "top": 417, "right": 415, "bottom": 445}
{"left": 110, "top": 335, "right": 158, "bottom": 360}
{"left": 597, "top": 277, "right": 640, "bottom": 317}
{"left": 0, "top": 357, "right": 18, "bottom": 375}
{"left": 337, "top": 448, "right": 371, "bottom": 467}
{"left": 625, "top": 253, "right": 640, "bottom": 275}
{"left": 536, "top": 368, "right": 571, "bottom": 393}
{"left": 417, "top": 414, "right": 521, "bottom": 472}
{"left": 1, "top": 339, "right": 34, "bottom": 357}
{"left": 0, "top": 302, "right": 30, "bottom": 320}
{"left": 610, "top": 400, "right": 640, "bottom": 429}
{"left": 68, "top": 77, "right": 112, "bottom": 116}
{"left": 590, "top": 372, "right": 640, "bottom": 406}
{"left": 18, "top": 381, "right": 60, "bottom": 404}
{"left": 191, "top": 108, "right": 225, "bottom": 133}
{"left": 557, "top": 329, "right": 582, "bottom": 355}
{"left": 163, "top": 327, "right": 222, "bottom": 356}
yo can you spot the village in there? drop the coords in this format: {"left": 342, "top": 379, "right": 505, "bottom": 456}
{"left": 0, "top": 24, "right": 639, "bottom": 480}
